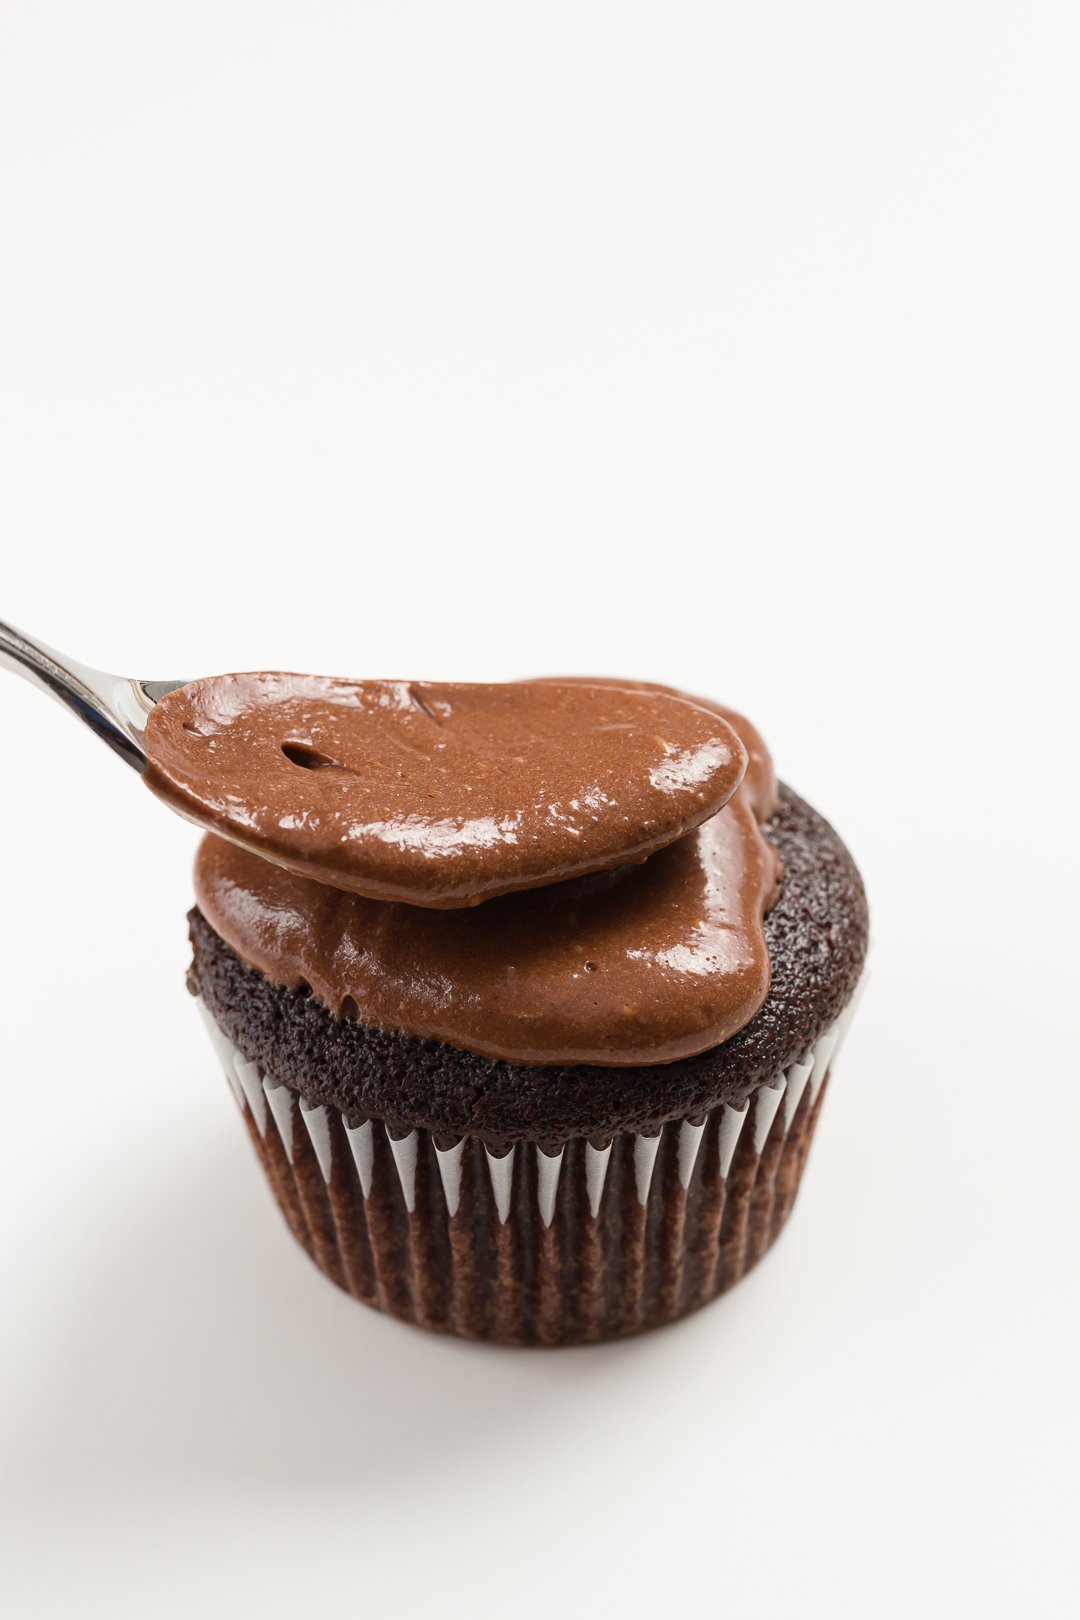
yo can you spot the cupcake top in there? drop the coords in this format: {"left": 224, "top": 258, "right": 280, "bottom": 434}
{"left": 189, "top": 784, "right": 866, "bottom": 1140}
{"left": 184, "top": 677, "right": 868, "bottom": 1139}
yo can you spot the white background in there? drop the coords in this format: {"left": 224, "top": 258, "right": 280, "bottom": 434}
{"left": 1, "top": 4, "right": 1076, "bottom": 1617}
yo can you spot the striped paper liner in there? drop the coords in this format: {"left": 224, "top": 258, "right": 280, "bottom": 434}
{"left": 199, "top": 981, "right": 863, "bottom": 1345}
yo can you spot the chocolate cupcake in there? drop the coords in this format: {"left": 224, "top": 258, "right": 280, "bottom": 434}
{"left": 173, "top": 678, "right": 868, "bottom": 1345}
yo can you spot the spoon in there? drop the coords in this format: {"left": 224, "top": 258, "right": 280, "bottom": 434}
{"left": 0, "top": 618, "right": 186, "bottom": 772}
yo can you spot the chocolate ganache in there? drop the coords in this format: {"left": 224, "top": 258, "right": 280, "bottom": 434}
{"left": 147, "top": 676, "right": 748, "bottom": 907}
{"left": 190, "top": 685, "right": 781, "bottom": 1067}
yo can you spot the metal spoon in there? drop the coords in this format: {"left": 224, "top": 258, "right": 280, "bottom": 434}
{"left": 0, "top": 618, "right": 187, "bottom": 772}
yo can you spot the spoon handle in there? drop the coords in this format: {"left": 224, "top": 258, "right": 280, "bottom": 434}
{"left": 0, "top": 619, "right": 186, "bottom": 772}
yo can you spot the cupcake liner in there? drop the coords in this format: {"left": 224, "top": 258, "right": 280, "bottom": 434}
{"left": 197, "top": 978, "right": 865, "bottom": 1345}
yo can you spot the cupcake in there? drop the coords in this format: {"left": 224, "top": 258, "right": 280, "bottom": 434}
{"left": 166, "top": 676, "right": 868, "bottom": 1346}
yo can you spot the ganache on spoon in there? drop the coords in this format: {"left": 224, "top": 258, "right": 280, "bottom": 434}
{"left": 143, "top": 673, "right": 749, "bottom": 906}
{"left": 0, "top": 622, "right": 749, "bottom": 908}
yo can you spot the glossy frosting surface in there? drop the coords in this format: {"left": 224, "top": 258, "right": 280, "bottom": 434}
{"left": 148, "top": 675, "right": 748, "bottom": 907}
{"left": 192, "top": 694, "right": 782, "bottom": 1067}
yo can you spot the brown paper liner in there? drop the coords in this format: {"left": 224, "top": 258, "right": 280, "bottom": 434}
{"left": 200, "top": 991, "right": 860, "bottom": 1346}
{"left": 247, "top": 1095, "right": 835, "bottom": 1347}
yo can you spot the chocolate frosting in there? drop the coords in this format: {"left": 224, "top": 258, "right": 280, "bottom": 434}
{"left": 192, "top": 694, "right": 781, "bottom": 1068}
{"left": 146, "top": 676, "right": 748, "bottom": 908}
